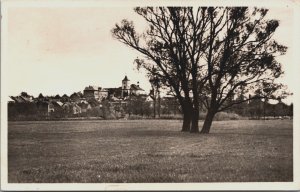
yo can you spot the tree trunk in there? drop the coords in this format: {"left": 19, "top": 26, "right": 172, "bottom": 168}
{"left": 181, "top": 114, "right": 192, "bottom": 132}
{"left": 181, "top": 101, "right": 192, "bottom": 132}
{"left": 190, "top": 108, "right": 199, "bottom": 133}
{"left": 263, "top": 103, "right": 266, "bottom": 120}
{"left": 158, "top": 95, "right": 161, "bottom": 118}
{"left": 153, "top": 98, "right": 156, "bottom": 118}
{"left": 200, "top": 109, "right": 216, "bottom": 134}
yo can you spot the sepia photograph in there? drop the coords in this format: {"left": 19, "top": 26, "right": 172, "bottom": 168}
{"left": 1, "top": 0, "right": 299, "bottom": 190}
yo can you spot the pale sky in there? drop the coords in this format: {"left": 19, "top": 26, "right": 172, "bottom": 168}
{"left": 4, "top": 6, "right": 295, "bottom": 104}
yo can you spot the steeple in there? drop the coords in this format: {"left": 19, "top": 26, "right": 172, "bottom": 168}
{"left": 122, "top": 75, "right": 129, "bottom": 81}
{"left": 121, "top": 75, "right": 130, "bottom": 98}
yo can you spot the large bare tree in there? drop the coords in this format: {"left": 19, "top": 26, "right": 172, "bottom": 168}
{"left": 112, "top": 7, "right": 287, "bottom": 134}
{"left": 112, "top": 7, "right": 210, "bottom": 133}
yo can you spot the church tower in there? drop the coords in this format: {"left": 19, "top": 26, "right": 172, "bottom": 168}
{"left": 121, "top": 75, "right": 130, "bottom": 98}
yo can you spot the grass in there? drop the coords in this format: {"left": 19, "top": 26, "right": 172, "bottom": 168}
{"left": 8, "top": 119, "right": 293, "bottom": 183}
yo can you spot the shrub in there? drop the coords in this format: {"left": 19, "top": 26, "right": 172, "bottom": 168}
{"left": 127, "top": 114, "right": 150, "bottom": 120}
{"left": 159, "top": 114, "right": 182, "bottom": 119}
{"left": 87, "top": 106, "right": 103, "bottom": 117}
{"left": 214, "top": 112, "right": 244, "bottom": 121}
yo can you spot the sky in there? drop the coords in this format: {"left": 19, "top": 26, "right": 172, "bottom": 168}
{"left": 4, "top": 6, "right": 295, "bottom": 104}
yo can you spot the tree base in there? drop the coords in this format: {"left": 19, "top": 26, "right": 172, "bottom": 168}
{"left": 200, "top": 130, "right": 209, "bottom": 134}
{"left": 190, "top": 129, "right": 199, "bottom": 133}
{"left": 181, "top": 129, "right": 190, "bottom": 132}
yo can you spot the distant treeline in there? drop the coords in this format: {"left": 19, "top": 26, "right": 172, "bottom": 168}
{"left": 8, "top": 94, "right": 292, "bottom": 121}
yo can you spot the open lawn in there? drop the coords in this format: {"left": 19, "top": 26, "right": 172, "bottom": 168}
{"left": 8, "top": 119, "right": 293, "bottom": 183}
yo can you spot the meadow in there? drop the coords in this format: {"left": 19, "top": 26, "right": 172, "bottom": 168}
{"left": 8, "top": 119, "right": 293, "bottom": 183}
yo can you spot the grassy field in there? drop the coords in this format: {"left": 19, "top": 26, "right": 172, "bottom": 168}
{"left": 8, "top": 119, "right": 293, "bottom": 183}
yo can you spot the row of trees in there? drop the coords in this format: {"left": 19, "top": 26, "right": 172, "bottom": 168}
{"left": 121, "top": 95, "right": 293, "bottom": 119}
{"left": 112, "top": 7, "right": 289, "bottom": 133}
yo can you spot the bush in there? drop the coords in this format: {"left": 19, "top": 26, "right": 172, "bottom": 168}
{"left": 87, "top": 106, "right": 103, "bottom": 117}
{"left": 214, "top": 112, "right": 244, "bottom": 121}
{"left": 159, "top": 114, "right": 183, "bottom": 119}
{"left": 127, "top": 114, "right": 150, "bottom": 120}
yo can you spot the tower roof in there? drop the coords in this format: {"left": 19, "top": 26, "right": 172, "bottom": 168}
{"left": 84, "top": 85, "right": 98, "bottom": 91}
{"left": 122, "top": 75, "right": 129, "bottom": 81}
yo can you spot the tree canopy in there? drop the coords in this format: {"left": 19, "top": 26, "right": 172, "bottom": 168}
{"left": 112, "top": 7, "right": 287, "bottom": 133}
{"left": 198, "top": 8, "right": 287, "bottom": 133}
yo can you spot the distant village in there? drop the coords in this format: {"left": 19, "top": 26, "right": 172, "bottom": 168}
{"left": 8, "top": 76, "right": 180, "bottom": 120}
{"left": 8, "top": 75, "right": 293, "bottom": 121}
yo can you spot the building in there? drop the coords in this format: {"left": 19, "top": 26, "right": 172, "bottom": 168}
{"left": 121, "top": 75, "right": 130, "bottom": 98}
{"left": 83, "top": 86, "right": 99, "bottom": 100}
{"left": 81, "top": 76, "right": 146, "bottom": 101}
{"left": 120, "top": 76, "right": 145, "bottom": 98}
{"left": 130, "top": 82, "right": 145, "bottom": 96}
{"left": 84, "top": 76, "right": 146, "bottom": 100}
{"left": 10, "top": 95, "right": 34, "bottom": 103}
{"left": 62, "top": 102, "right": 82, "bottom": 115}
{"left": 83, "top": 86, "right": 108, "bottom": 101}
{"left": 99, "top": 87, "right": 109, "bottom": 101}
